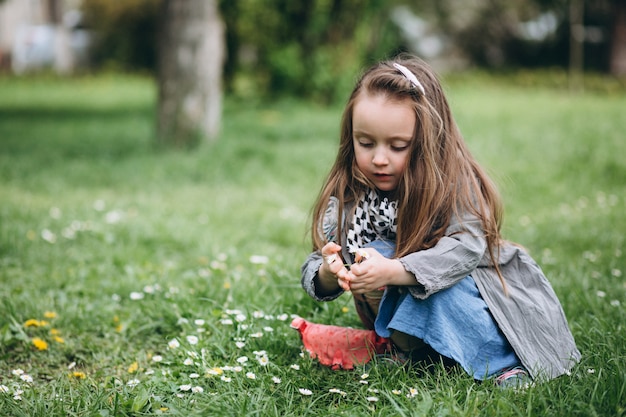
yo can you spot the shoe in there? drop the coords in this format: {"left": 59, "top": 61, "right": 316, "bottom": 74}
{"left": 494, "top": 366, "right": 532, "bottom": 390}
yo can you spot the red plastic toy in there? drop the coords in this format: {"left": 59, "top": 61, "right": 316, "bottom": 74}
{"left": 290, "top": 317, "right": 391, "bottom": 370}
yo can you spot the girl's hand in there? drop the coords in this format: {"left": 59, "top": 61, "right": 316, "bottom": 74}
{"left": 347, "top": 249, "right": 409, "bottom": 294}
{"left": 319, "top": 242, "right": 351, "bottom": 292}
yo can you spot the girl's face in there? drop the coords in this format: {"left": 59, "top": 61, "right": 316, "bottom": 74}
{"left": 352, "top": 93, "right": 415, "bottom": 192}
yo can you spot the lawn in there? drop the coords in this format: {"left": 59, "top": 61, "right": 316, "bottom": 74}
{"left": 0, "top": 72, "right": 624, "bottom": 416}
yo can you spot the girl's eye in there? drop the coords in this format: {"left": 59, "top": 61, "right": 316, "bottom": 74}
{"left": 391, "top": 144, "right": 409, "bottom": 151}
{"left": 358, "top": 141, "right": 374, "bottom": 148}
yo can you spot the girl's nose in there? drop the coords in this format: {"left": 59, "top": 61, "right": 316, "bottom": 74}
{"left": 372, "top": 149, "right": 388, "bottom": 166}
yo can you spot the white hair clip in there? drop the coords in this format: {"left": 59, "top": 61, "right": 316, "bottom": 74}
{"left": 393, "top": 63, "right": 426, "bottom": 96}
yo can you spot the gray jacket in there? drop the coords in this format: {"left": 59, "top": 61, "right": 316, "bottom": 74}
{"left": 301, "top": 205, "right": 581, "bottom": 380}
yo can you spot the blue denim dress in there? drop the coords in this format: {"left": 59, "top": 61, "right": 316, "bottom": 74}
{"left": 365, "top": 239, "right": 521, "bottom": 379}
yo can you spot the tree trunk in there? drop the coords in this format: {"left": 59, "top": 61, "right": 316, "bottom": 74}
{"left": 157, "top": 0, "right": 225, "bottom": 147}
{"left": 609, "top": 0, "right": 626, "bottom": 76}
{"left": 569, "top": 0, "right": 584, "bottom": 91}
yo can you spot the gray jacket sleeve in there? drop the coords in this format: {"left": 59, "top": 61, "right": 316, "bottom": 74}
{"left": 301, "top": 197, "right": 347, "bottom": 302}
{"left": 301, "top": 250, "right": 345, "bottom": 301}
{"left": 400, "top": 210, "right": 487, "bottom": 300}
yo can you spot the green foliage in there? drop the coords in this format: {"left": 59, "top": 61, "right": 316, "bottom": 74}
{"left": 81, "top": 0, "right": 160, "bottom": 71}
{"left": 0, "top": 73, "right": 625, "bottom": 416}
{"left": 221, "top": 0, "right": 403, "bottom": 102}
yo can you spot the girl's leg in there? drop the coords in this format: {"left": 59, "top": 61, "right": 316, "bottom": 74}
{"left": 353, "top": 290, "right": 384, "bottom": 331}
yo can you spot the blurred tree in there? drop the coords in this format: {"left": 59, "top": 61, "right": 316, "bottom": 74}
{"left": 609, "top": 0, "right": 626, "bottom": 76}
{"left": 156, "top": 0, "right": 225, "bottom": 146}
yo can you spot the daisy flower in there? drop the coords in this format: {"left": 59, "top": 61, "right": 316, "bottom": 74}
{"left": 129, "top": 292, "right": 144, "bottom": 300}
{"left": 20, "top": 374, "right": 33, "bottom": 383}
{"left": 127, "top": 379, "right": 140, "bottom": 388}
{"left": 249, "top": 255, "right": 269, "bottom": 264}
{"left": 13, "top": 389, "right": 24, "bottom": 400}
{"left": 298, "top": 388, "right": 313, "bottom": 396}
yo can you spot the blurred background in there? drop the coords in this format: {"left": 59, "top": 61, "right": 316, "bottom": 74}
{"left": 0, "top": 0, "right": 624, "bottom": 144}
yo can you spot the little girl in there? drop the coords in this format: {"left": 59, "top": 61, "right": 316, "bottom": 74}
{"left": 300, "top": 54, "right": 580, "bottom": 386}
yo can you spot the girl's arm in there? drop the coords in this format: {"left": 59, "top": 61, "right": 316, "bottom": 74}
{"left": 399, "top": 209, "right": 487, "bottom": 299}
{"left": 347, "top": 253, "right": 417, "bottom": 294}
{"left": 301, "top": 250, "right": 345, "bottom": 301}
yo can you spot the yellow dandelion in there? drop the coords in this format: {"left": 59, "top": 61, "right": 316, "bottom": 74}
{"left": 113, "top": 315, "right": 120, "bottom": 324}
{"left": 341, "top": 306, "right": 349, "bottom": 313}
{"left": 39, "top": 320, "right": 50, "bottom": 327}
{"left": 24, "top": 319, "right": 42, "bottom": 327}
{"left": 32, "top": 337, "right": 49, "bottom": 351}
{"left": 128, "top": 361, "right": 139, "bottom": 373}
{"left": 50, "top": 328, "right": 61, "bottom": 335}
{"left": 71, "top": 371, "right": 86, "bottom": 379}
{"left": 53, "top": 336, "right": 65, "bottom": 344}
{"left": 43, "top": 311, "right": 57, "bottom": 319}
{"left": 223, "top": 282, "right": 231, "bottom": 289}
{"left": 115, "top": 324, "right": 123, "bottom": 332}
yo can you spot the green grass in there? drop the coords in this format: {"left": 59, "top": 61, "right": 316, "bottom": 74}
{"left": 0, "top": 73, "right": 625, "bottom": 416}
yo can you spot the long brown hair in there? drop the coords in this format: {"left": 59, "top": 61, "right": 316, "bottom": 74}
{"left": 311, "top": 54, "right": 506, "bottom": 289}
